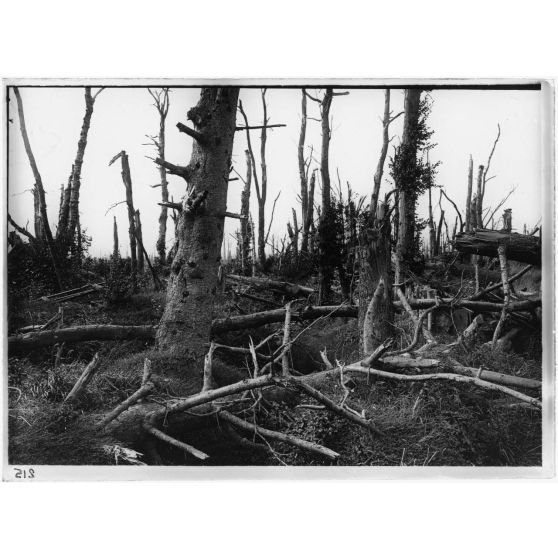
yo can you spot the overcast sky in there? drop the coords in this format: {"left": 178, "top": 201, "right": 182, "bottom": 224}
{"left": 7, "top": 86, "right": 542, "bottom": 258}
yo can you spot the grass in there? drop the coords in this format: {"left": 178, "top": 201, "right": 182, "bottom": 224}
{"left": 7, "top": 282, "right": 543, "bottom": 467}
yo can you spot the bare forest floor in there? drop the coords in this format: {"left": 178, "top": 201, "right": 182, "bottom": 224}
{"left": 8, "top": 271, "right": 542, "bottom": 467}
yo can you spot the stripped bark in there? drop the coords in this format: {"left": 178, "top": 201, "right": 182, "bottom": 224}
{"left": 135, "top": 210, "right": 145, "bottom": 272}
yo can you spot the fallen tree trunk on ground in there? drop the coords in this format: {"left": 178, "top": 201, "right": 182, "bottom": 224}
{"left": 454, "top": 229, "right": 541, "bottom": 266}
{"left": 380, "top": 356, "right": 541, "bottom": 390}
{"left": 8, "top": 324, "right": 156, "bottom": 353}
{"left": 211, "top": 305, "right": 357, "bottom": 334}
{"left": 226, "top": 274, "right": 315, "bottom": 297}
{"left": 11, "top": 294, "right": 541, "bottom": 351}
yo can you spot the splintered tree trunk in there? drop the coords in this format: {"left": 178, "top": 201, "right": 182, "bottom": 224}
{"left": 240, "top": 150, "right": 252, "bottom": 274}
{"left": 12, "top": 86, "right": 62, "bottom": 290}
{"left": 465, "top": 155, "right": 473, "bottom": 231}
{"left": 135, "top": 210, "right": 145, "bottom": 272}
{"left": 113, "top": 216, "right": 119, "bottom": 259}
{"left": 58, "top": 167, "right": 73, "bottom": 237}
{"left": 157, "top": 87, "right": 239, "bottom": 369}
{"left": 428, "top": 185, "right": 435, "bottom": 258}
{"left": 318, "top": 88, "right": 335, "bottom": 303}
{"left": 67, "top": 87, "right": 96, "bottom": 246}
{"left": 371, "top": 89, "right": 391, "bottom": 220}
{"left": 298, "top": 89, "right": 310, "bottom": 254}
{"left": 395, "top": 88, "right": 421, "bottom": 281}
{"left": 359, "top": 205, "right": 393, "bottom": 356}
{"left": 454, "top": 229, "right": 540, "bottom": 266}
{"left": 476, "top": 164, "right": 484, "bottom": 228}
{"left": 304, "top": 170, "right": 316, "bottom": 254}
{"left": 33, "top": 186, "right": 44, "bottom": 240}
{"left": 120, "top": 152, "right": 138, "bottom": 278}
{"left": 149, "top": 88, "right": 170, "bottom": 264}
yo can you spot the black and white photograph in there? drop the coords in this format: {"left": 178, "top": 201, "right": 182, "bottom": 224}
{"left": 3, "top": 80, "right": 553, "bottom": 476}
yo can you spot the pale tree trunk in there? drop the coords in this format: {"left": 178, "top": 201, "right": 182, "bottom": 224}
{"left": 66, "top": 87, "right": 102, "bottom": 247}
{"left": 58, "top": 167, "right": 73, "bottom": 236}
{"left": 109, "top": 150, "right": 137, "bottom": 283}
{"left": 113, "top": 216, "right": 119, "bottom": 259}
{"left": 395, "top": 88, "right": 422, "bottom": 282}
{"left": 135, "top": 209, "right": 145, "bottom": 272}
{"left": 148, "top": 88, "right": 170, "bottom": 264}
{"left": 12, "top": 86, "right": 62, "bottom": 290}
{"left": 465, "top": 155, "right": 473, "bottom": 231}
{"left": 298, "top": 89, "right": 312, "bottom": 254}
{"left": 371, "top": 89, "right": 393, "bottom": 220}
{"left": 157, "top": 87, "right": 239, "bottom": 370}
{"left": 33, "top": 186, "right": 44, "bottom": 240}
{"left": 317, "top": 88, "right": 335, "bottom": 303}
{"left": 239, "top": 150, "right": 252, "bottom": 274}
{"left": 476, "top": 164, "right": 484, "bottom": 228}
{"left": 258, "top": 89, "right": 269, "bottom": 265}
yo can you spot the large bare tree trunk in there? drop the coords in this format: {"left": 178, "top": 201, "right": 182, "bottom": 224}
{"left": 370, "top": 90, "right": 393, "bottom": 220}
{"left": 109, "top": 151, "right": 138, "bottom": 282}
{"left": 359, "top": 204, "right": 393, "bottom": 356}
{"left": 317, "top": 88, "right": 335, "bottom": 303}
{"left": 148, "top": 88, "right": 170, "bottom": 264}
{"left": 66, "top": 87, "right": 101, "bottom": 246}
{"left": 157, "top": 87, "right": 239, "bottom": 370}
{"left": 298, "top": 89, "right": 311, "bottom": 254}
{"left": 239, "top": 150, "right": 252, "bottom": 274}
{"left": 395, "top": 88, "right": 422, "bottom": 282}
{"left": 12, "top": 86, "right": 62, "bottom": 290}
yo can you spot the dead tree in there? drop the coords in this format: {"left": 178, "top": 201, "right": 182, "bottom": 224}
{"left": 109, "top": 150, "right": 137, "bottom": 282}
{"left": 113, "top": 216, "right": 119, "bottom": 259}
{"left": 64, "top": 87, "right": 104, "bottom": 249}
{"left": 237, "top": 90, "right": 284, "bottom": 267}
{"left": 371, "top": 90, "right": 403, "bottom": 220}
{"left": 239, "top": 150, "right": 252, "bottom": 274}
{"left": 12, "top": 86, "right": 62, "bottom": 290}
{"left": 33, "top": 186, "right": 44, "bottom": 240}
{"left": 135, "top": 209, "right": 145, "bottom": 272}
{"left": 156, "top": 87, "right": 239, "bottom": 370}
{"left": 428, "top": 185, "right": 436, "bottom": 258}
{"left": 147, "top": 88, "right": 170, "bottom": 264}
{"left": 454, "top": 229, "right": 541, "bottom": 266}
{"left": 393, "top": 88, "right": 422, "bottom": 283}
{"left": 475, "top": 164, "right": 484, "bottom": 228}
{"left": 305, "top": 88, "right": 349, "bottom": 302}
{"left": 297, "top": 90, "right": 316, "bottom": 254}
{"left": 359, "top": 201, "right": 393, "bottom": 356}
{"left": 465, "top": 155, "right": 474, "bottom": 231}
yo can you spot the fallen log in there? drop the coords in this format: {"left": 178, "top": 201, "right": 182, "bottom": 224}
{"left": 211, "top": 305, "right": 358, "bottom": 334}
{"left": 400, "top": 298, "right": 540, "bottom": 313}
{"left": 64, "top": 353, "right": 101, "bottom": 404}
{"left": 454, "top": 229, "right": 541, "bottom": 266}
{"left": 8, "top": 324, "right": 156, "bottom": 353}
{"left": 226, "top": 274, "right": 314, "bottom": 297}
{"left": 217, "top": 410, "right": 339, "bottom": 460}
{"left": 380, "top": 356, "right": 541, "bottom": 390}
